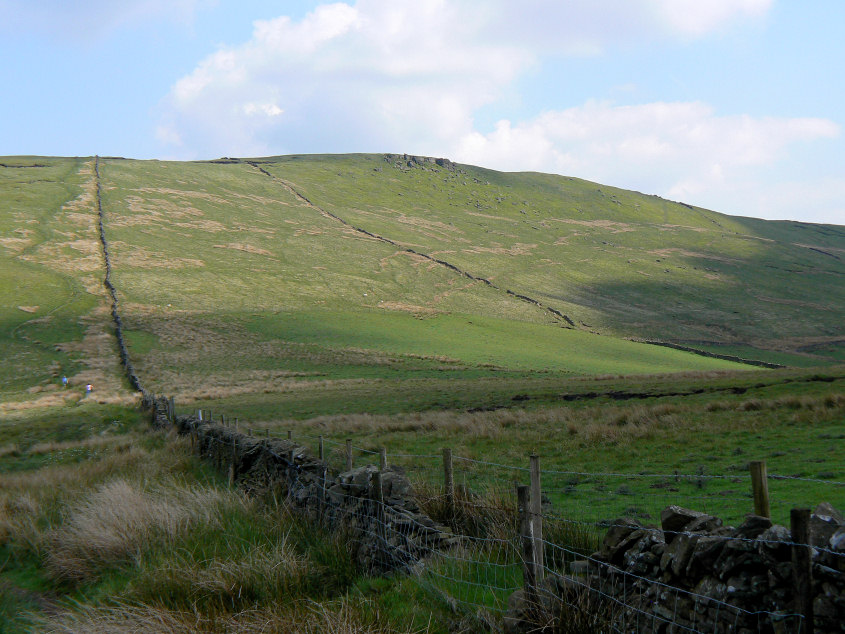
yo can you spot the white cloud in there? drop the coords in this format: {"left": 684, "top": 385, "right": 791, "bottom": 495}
{"left": 453, "top": 101, "right": 840, "bottom": 221}
{"left": 243, "top": 103, "right": 284, "bottom": 117}
{"left": 650, "top": 0, "right": 772, "bottom": 37}
{"left": 151, "top": 0, "right": 845, "bottom": 223}
{"left": 158, "top": 0, "right": 780, "bottom": 160}
{"left": 157, "top": 0, "right": 533, "bottom": 158}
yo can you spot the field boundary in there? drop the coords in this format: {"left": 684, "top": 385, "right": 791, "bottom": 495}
{"left": 95, "top": 157, "right": 843, "bottom": 630}
{"left": 244, "top": 159, "right": 577, "bottom": 327}
{"left": 635, "top": 339, "right": 785, "bottom": 369}
{"left": 151, "top": 400, "right": 845, "bottom": 632}
{"left": 94, "top": 156, "right": 147, "bottom": 400}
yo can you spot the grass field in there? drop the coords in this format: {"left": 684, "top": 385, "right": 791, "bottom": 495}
{"left": 0, "top": 405, "right": 449, "bottom": 632}
{"left": 1, "top": 153, "right": 843, "bottom": 630}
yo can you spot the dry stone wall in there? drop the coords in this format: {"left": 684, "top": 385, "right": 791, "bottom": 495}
{"left": 171, "top": 411, "right": 460, "bottom": 574}
{"left": 507, "top": 505, "right": 845, "bottom": 633}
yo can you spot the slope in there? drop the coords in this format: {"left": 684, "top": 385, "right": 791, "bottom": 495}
{"left": 256, "top": 153, "right": 844, "bottom": 364}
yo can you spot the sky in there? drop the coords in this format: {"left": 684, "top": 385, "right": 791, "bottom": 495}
{"left": 1, "top": 0, "right": 843, "bottom": 225}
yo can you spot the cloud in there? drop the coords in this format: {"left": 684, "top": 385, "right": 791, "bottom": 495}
{"left": 151, "top": 0, "right": 845, "bottom": 223}
{"left": 157, "top": 0, "right": 779, "bottom": 159}
{"left": 453, "top": 101, "right": 839, "bottom": 221}
{"left": 157, "top": 0, "right": 533, "bottom": 158}
{"left": 650, "top": 0, "right": 773, "bottom": 37}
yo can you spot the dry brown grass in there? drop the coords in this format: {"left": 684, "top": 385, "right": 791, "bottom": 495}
{"left": 0, "top": 444, "right": 21, "bottom": 458}
{"left": 706, "top": 392, "right": 845, "bottom": 413}
{"left": 110, "top": 241, "right": 205, "bottom": 269}
{"left": 46, "top": 479, "right": 240, "bottom": 582}
{"left": 55, "top": 308, "right": 138, "bottom": 403}
{"left": 212, "top": 242, "right": 276, "bottom": 257}
{"left": 37, "top": 596, "right": 427, "bottom": 634}
{"left": 0, "top": 392, "right": 77, "bottom": 415}
{"left": 0, "top": 436, "right": 197, "bottom": 557}
{"left": 26, "top": 435, "right": 132, "bottom": 456}
{"left": 284, "top": 402, "right": 682, "bottom": 447}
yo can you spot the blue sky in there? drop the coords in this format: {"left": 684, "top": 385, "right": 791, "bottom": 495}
{"left": 1, "top": 0, "right": 843, "bottom": 224}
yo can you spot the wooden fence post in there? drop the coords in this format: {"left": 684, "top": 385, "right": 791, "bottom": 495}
{"left": 379, "top": 447, "right": 387, "bottom": 471}
{"left": 750, "top": 461, "right": 770, "bottom": 518}
{"left": 287, "top": 430, "right": 292, "bottom": 440}
{"left": 318, "top": 435, "right": 324, "bottom": 461}
{"left": 443, "top": 447, "right": 454, "bottom": 519}
{"left": 228, "top": 438, "right": 236, "bottom": 487}
{"left": 529, "top": 454, "right": 544, "bottom": 581}
{"left": 517, "top": 485, "right": 538, "bottom": 608}
{"left": 791, "top": 508, "right": 814, "bottom": 634}
{"left": 346, "top": 439, "right": 353, "bottom": 472}
{"left": 372, "top": 471, "right": 385, "bottom": 546}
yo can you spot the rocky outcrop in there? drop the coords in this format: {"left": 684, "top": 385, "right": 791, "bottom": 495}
{"left": 506, "top": 504, "right": 845, "bottom": 633}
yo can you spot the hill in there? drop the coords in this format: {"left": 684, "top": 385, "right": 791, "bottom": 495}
{"left": 1, "top": 154, "right": 844, "bottom": 632}
{"left": 1, "top": 153, "right": 843, "bottom": 406}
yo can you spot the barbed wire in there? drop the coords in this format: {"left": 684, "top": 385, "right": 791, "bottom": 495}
{"left": 175, "top": 411, "right": 843, "bottom": 632}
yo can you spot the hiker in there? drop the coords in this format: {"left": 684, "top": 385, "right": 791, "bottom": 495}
{"left": 61, "top": 375, "right": 68, "bottom": 388}
{"left": 86, "top": 383, "right": 93, "bottom": 394}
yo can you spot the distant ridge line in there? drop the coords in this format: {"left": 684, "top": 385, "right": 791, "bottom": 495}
{"left": 244, "top": 159, "right": 577, "bottom": 328}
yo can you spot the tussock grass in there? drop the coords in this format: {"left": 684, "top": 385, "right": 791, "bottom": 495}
{"left": 0, "top": 444, "right": 21, "bottom": 458}
{"left": 46, "top": 479, "right": 239, "bottom": 583}
{"left": 706, "top": 392, "right": 845, "bottom": 413}
{"left": 295, "top": 401, "right": 683, "bottom": 447}
{"left": 38, "top": 596, "right": 428, "bottom": 633}
{"left": 27, "top": 435, "right": 131, "bottom": 456}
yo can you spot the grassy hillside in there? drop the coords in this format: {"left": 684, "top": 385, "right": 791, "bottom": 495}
{"left": 256, "top": 154, "right": 844, "bottom": 362}
{"left": 1, "top": 153, "right": 843, "bottom": 631}
{"left": 3, "top": 152, "right": 843, "bottom": 406}
{"left": 0, "top": 158, "right": 130, "bottom": 409}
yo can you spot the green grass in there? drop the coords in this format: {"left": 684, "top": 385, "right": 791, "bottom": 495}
{"left": 0, "top": 157, "right": 105, "bottom": 400}
{"left": 242, "top": 309, "right": 742, "bottom": 375}
{"left": 209, "top": 369, "right": 845, "bottom": 528}
{"left": 0, "top": 406, "right": 448, "bottom": 632}
{"left": 1, "top": 153, "right": 843, "bottom": 629}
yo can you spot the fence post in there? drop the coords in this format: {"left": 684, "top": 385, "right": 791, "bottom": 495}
{"left": 346, "top": 439, "right": 353, "bottom": 472}
{"left": 443, "top": 447, "right": 454, "bottom": 519}
{"left": 379, "top": 447, "right": 387, "bottom": 471}
{"left": 228, "top": 438, "right": 236, "bottom": 487}
{"left": 517, "top": 485, "right": 538, "bottom": 609}
{"left": 287, "top": 430, "right": 292, "bottom": 440}
{"left": 749, "top": 461, "right": 770, "bottom": 518}
{"left": 529, "top": 454, "right": 545, "bottom": 581}
{"left": 372, "top": 470, "right": 386, "bottom": 552}
{"left": 198, "top": 409, "right": 202, "bottom": 421}
{"left": 791, "top": 508, "right": 814, "bottom": 634}
{"left": 318, "top": 435, "right": 324, "bottom": 461}
{"left": 169, "top": 396, "right": 175, "bottom": 422}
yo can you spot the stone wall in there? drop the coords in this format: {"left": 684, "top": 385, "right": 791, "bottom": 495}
{"left": 507, "top": 504, "right": 845, "bottom": 633}
{"left": 171, "top": 411, "right": 459, "bottom": 574}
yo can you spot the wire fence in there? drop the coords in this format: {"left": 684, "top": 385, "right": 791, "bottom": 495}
{"left": 179, "top": 405, "right": 844, "bottom": 632}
